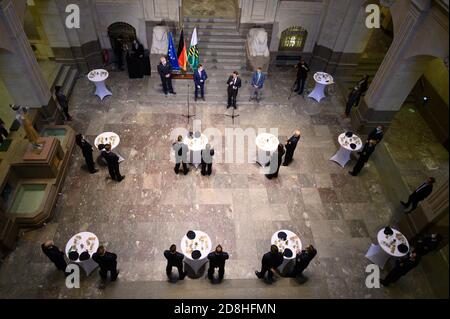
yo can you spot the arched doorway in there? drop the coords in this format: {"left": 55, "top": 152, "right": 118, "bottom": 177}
{"left": 108, "top": 22, "right": 137, "bottom": 52}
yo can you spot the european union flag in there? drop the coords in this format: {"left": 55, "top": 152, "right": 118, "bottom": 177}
{"left": 168, "top": 32, "right": 180, "bottom": 70}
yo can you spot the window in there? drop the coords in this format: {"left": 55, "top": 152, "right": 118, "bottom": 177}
{"left": 279, "top": 26, "right": 308, "bottom": 52}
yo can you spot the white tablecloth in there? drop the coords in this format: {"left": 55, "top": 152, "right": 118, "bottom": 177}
{"left": 94, "top": 132, "right": 120, "bottom": 150}
{"left": 181, "top": 230, "right": 212, "bottom": 275}
{"left": 365, "top": 228, "right": 409, "bottom": 269}
{"left": 330, "top": 133, "right": 363, "bottom": 168}
{"left": 88, "top": 69, "right": 112, "bottom": 101}
{"left": 65, "top": 231, "right": 99, "bottom": 276}
{"left": 308, "top": 72, "right": 334, "bottom": 102}
{"left": 184, "top": 133, "right": 208, "bottom": 168}
{"left": 271, "top": 229, "right": 302, "bottom": 275}
{"left": 255, "top": 133, "right": 279, "bottom": 166}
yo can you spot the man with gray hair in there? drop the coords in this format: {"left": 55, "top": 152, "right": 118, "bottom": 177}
{"left": 41, "top": 240, "right": 67, "bottom": 274}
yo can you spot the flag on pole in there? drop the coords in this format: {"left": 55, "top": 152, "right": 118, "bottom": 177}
{"left": 177, "top": 29, "right": 188, "bottom": 71}
{"left": 167, "top": 32, "right": 180, "bottom": 70}
{"left": 188, "top": 27, "right": 199, "bottom": 71}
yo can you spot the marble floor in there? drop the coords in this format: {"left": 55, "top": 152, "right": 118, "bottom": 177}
{"left": 0, "top": 67, "right": 442, "bottom": 299}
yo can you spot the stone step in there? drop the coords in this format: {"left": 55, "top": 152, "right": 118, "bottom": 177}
{"left": 201, "top": 56, "right": 245, "bottom": 64}
{"left": 201, "top": 43, "right": 245, "bottom": 50}
{"left": 183, "top": 22, "right": 237, "bottom": 30}
{"left": 198, "top": 36, "right": 246, "bottom": 44}
{"left": 54, "top": 65, "right": 71, "bottom": 88}
{"left": 195, "top": 30, "right": 242, "bottom": 37}
{"left": 62, "top": 68, "right": 79, "bottom": 98}
{"left": 183, "top": 17, "right": 237, "bottom": 23}
{"left": 202, "top": 49, "right": 246, "bottom": 57}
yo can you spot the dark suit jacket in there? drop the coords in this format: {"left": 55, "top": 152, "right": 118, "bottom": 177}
{"left": 367, "top": 128, "right": 384, "bottom": 143}
{"left": 262, "top": 252, "right": 284, "bottom": 269}
{"left": 201, "top": 148, "right": 215, "bottom": 164}
{"left": 157, "top": 62, "right": 172, "bottom": 79}
{"left": 294, "top": 248, "right": 317, "bottom": 272}
{"left": 132, "top": 43, "right": 145, "bottom": 56}
{"left": 251, "top": 72, "right": 266, "bottom": 89}
{"left": 227, "top": 76, "right": 242, "bottom": 94}
{"left": 296, "top": 62, "right": 310, "bottom": 79}
{"left": 194, "top": 69, "right": 208, "bottom": 86}
{"left": 359, "top": 142, "right": 376, "bottom": 162}
{"left": 41, "top": 244, "right": 66, "bottom": 269}
{"left": 77, "top": 140, "right": 94, "bottom": 158}
{"left": 92, "top": 251, "right": 117, "bottom": 270}
{"left": 56, "top": 91, "right": 68, "bottom": 108}
{"left": 286, "top": 135, "right": 300, "bottom": 152}
{"left": 102, "top": 151, "right": 120, "bottom": 166}
{"left": 207, "top": 252, "right": 229, "bottom": 268}
{"left": 164, "top": 250, "right": 184, "bottom": 266}
{"left": 393, "top": 255, "right": 421, "bottom": 275}
{"left": 411, "top": 183, "right": 433, "bottom": 201}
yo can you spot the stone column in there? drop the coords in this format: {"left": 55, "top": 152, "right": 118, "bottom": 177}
{"left": 0, "top": 0, "right": 51, "bottom": 108}
{"left": 351, "top": 0, "right": 432, "bottom": 133}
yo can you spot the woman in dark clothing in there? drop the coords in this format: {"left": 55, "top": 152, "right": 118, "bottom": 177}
{"left": 75, "top": 134, "right": 98, "bottom": 174}
{"left": 266, "top": 143, "right": 285, "bottom": 179}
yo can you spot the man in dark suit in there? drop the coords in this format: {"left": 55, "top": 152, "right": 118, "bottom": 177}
{"left": 355, "top": 75, "right": 369, "bottom": 106}
{"left": 266, "top": 143, "right": 285, "bottom": 179}
{"left": 345, "top": 85, "right": 361, "bottom": 117}
{"left": 92, "top": 246, "right": 119, "bottom": 281}
{"left": 172, "top": 135, "right": 189, "bottom": 175}
{"left": 349, "top": 139, "right": 377, "bottom": 176}
{"left": 207, "top": 245, "right": 229, "bottom": 282}
{"left": 164, "top": 244, "right": 187, "bottom": 280}
{"left": 255, "top": 245, "right": 284, "bottom": 281}
{"left": 367, "top": 125, "right": 384, "bottom": 144}
{"left": 294, "top": 58, "right": 310, "bottom": 95}
{"left": 75, "top": 134, "right": 98, "bottom": 174}
{"left": 201, "top": 144, "right": 214, "bottom": 176}
{"left": 101, "top": 144, "right": 125, "bottom": 182}
{"left": 41, "top": 240, "right": 67, "bottom": 274}
{"left": 193, "top": 64, "right": 208, "bottom": 101}
{"left": 55, "top": 86, "right": 72, "bottom": 121}
{"left": 114, "top": 37, "right": 125, "bottom": 71}
{"left": 380, "top": 249, "right": 421, "bottom": 287}
{"left": 157, "top": 56, "right": 176, "bottom": 96}
{"left": 401, "top": 177, "right": 436, "bottom": 214}
{"left": 0, "top": 118, "right": 8, "bottom": 145}
{"left": 249, "top": 67, "right": 266, "bottom": 103}
{"left": 227, "top": 71, "right": 242, "bottom": 109}
{"left": 288, "top": 245, "right": 317, "bottom": 278}
{"left": 283, "top": 130, "right": 301, "bottom": 166}
{"left": 415, "top": 233, "right": 443, "bottom": 256}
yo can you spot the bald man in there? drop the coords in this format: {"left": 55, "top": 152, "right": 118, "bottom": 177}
{"left": 41, "top": 240, "right": 67, "bottom": 274}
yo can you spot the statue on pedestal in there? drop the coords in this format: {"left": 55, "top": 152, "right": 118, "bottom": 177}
{"left": 247, "top": 28, "right": 270, "bottom": 57}
{"left": 10, "top": 104, "right": 43, "bottom": 149}
{"left": 150, "top": 26, "right": 169, "bottom": 54}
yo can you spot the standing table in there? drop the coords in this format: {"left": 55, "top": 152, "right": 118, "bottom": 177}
{"left": 88, "top": 69, "right": 112, "bottom": 101}
{"left": 271, "top": 229, "right": 302, "bottom": 276}
{"left": 184, "top": 132, "right": 208, "bottom": 168}
{"left": 330, "top": 132, "right": 363, "bottom": 168}
{"left": 181, "top": 230, "right": 212, "bottom": 276}
{"left": 65, "top": 231, "right": 100, "bottom": 276}
{"left": 308, "top": 72, "right": 334, "bottom": 102}
{"left": 255, "top": 133, "right": 279, "bottom": 167}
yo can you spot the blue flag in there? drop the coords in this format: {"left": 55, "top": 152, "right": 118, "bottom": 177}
{"left": 168, "top": 32, "right": 180, "bottom": 70}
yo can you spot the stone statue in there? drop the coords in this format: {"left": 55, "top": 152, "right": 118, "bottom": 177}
{"left": 10, "top": 104, "right": 43, "bottom": 149}
{"left": 150, "top": 26, "right": 169, "bottom": 54}
{"left": 247, "top": 28, "right": 270, "bottom": 57}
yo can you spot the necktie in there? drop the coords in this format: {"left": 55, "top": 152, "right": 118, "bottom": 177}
{"left": 257, "top": 73, "right": 261, "bottom": 84}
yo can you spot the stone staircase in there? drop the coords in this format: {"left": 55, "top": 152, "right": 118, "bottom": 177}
{"left": 39, "top": 61, "right": 79, "bottom": 98}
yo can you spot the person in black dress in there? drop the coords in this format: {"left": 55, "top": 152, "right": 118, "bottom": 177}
{"left": 101, "top": 144, "right": 125, "bottom": 182}
{"left": 207, "top": 245, "right": 229, "bottom": 282}
{"left": 380, "top": 249, "right": 421, "bottom": 287}
{"left": 288, "top": 245, "right": 317, "bottom": 278}
{"left": 349, "top": 139, "right": 377, "bottom": 176}
{"left": 201, "top": 144, "right": 214, "bottom": 176}
{"left": 75, "top": 134, "right": 98, "bottom": 174}
{"left": 266, "top": 143, "right": 285, "bottom": 179}
{"left": 0, "top": 118, "right": 8, "bottom": 145}
{"left": 41, "top": 240, "right": 67, "bottom": 274}
{"left": 172, "top": 135, "right": 189, "bottom": 175}
{"left": 55, "top": 86, "right": 72, "bottom": 121}
{"left": 401, "top": 177, "right": 436, "bottom": 214}
{"left": 164, "top": 244, "right": 187, "bottom": 280}
{"left": 283, "top": 130, "right": 301, "bottom": 166}
{"left": 255, "top": 245, "right": 284, "bottom": 281}
{"left": 92, "top": 246, "right": 119, "bottom": 281}
{"left": 294, "top": 57, "right": 310, "bottom": 95}
{"left": 226, "top": 71, "right": 242, "bottom": 109}
{"left": 157, "top": 56, "right": 176, "bottom": 96}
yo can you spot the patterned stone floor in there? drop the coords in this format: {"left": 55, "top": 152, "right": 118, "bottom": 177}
{"left": 0, "top": 67, "right": 442, "bottom": 298}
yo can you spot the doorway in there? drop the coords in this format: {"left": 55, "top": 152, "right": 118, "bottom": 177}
{"left": 182, "top": 0, "right": 238, "bottom": 20}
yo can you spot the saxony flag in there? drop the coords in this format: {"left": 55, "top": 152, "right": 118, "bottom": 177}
{"left": 188, "top": 27, "right": 199, "bottom": 71}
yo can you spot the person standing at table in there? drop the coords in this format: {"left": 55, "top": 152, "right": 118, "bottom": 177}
{"left": 194, "top": 64, "right": 208, "bottom": 101}
{"left": 294, "top": 57, "right": 310, "bottom": 96}
{"left": 249, "top": 67, "right": 266, "bottom": 103}
{"left": 207, "top": 245, "right": 229, "bottom": 282}
{"left": 75, "top": 134, "right": 98, "bottom": 174}
{"left": 344, "top": 85, "right": 361, "bottom": 117}
{"left": 266, "top": 143, "right": 285, "bottom": 180}
{"left": 172, "top": 135, "right": 189, "bottom": 175}
{"left": 227, "top": 71, "right": 242, "bottom": 109}
{"left": 367, "top": 125, "right": 384, "bottom": 144}
{"left": 401, "top": 177, "right": 436, "bottom": 214}
{"left": 255, "top": 245, "right": 284, "bottom": 281}
{"left": 157, "top": 56, "right": 176, "bottom": 96}
{"left": 114, "top": 37, "right": 125, "bottom": 71}
{"left": 102, "top": 144, "right": 125, "bottom": 182}
{"left": 415, "top": 233, "right": 443, "bottom": 256}
{"left": 283, "top": 130, "right": 301, "bottom": 166}
{"left": 288, "top": 245, "right": 317, "bottom": 278}
{"left": 41, "top": 240, "right": 68, "bottom": 274}
{"left": 0, "top": 118, "right": 8, "bottom": 145}
{"left": 348, "top": 139, "right": 377, "bottom": 176}
{"left": 355, "top": 75, "right": 370, "bottom": 106}
{"left": 201, "top": 144, "right": 214, "bottom": 176}
{"left": 380, "top": 249, "right": 421, "bottom": 287}
{"left": 92, "top": 246, "right": 119, "bottom": 281}
{"left": 164, "top": 244, "right": 187, "bottom": 280}
{"left": 55, "top": 86, "right": 72, "bottom": 121}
